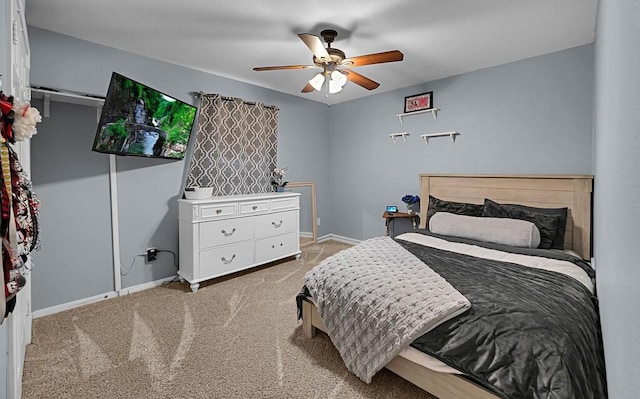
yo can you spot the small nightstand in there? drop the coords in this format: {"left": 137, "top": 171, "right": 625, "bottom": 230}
{"left": 383, "top": 211, "right": 419, "bottom": 236}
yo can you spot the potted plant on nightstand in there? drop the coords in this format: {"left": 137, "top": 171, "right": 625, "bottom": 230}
{"left": 401, "top": 194, "right": 420, "bottom": 214}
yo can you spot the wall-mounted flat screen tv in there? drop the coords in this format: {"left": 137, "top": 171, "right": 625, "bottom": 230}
{"left": 92, "top": 72, "right": 198, "bottom": 159}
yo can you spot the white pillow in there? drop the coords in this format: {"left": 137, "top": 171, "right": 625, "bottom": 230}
{"left": 429, "top": 212, "right": 541, "bottom": 248}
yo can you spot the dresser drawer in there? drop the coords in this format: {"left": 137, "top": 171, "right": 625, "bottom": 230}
{"left": 200, "top": 203, "right": 237, "bottom": 220}
{"left": 255, "top": 232, "right": 299, "bottom": 264}
{"left": 199, "top": 241, "right": 254, "bottom": 278}
{"left": 271, "top": 196, "right": 299, "bottom": 211}
{"left": 239, "top": 200, "right": 269, "bottom": 216}
{"left": 254, "top": 210, "right": 298, "bottom": 238}
{"left": 199, "top": 218, "right": 253, "bottom": 248}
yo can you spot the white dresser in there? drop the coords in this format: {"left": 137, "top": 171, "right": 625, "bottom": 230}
{"left": 178, "top": 192, "right": 301, "bottom": 292}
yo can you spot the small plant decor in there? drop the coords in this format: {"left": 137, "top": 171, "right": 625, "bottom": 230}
{"left": 401, "top": 194, "right": 420, "bottom": 214}
{"left": 271, "top": 167, "right": 288, "bottom": 192}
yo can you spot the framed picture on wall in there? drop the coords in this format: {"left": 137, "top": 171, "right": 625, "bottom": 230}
{"left": 404, "top": 91, "right": 433, "bottom": 113}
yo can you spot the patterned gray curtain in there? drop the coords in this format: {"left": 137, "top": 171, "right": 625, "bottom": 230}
{"left": 186, "top": 94, "right": 278, "bottom": 195}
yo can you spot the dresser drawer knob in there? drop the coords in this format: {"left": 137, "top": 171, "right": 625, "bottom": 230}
{"left": 216, "top": 209, "right": 222, "bottom": 214}
{"left": 252, "top": 205, "right": 258, "bottom": 210}
{"left": 272, "top": 220, "right": 283, "bottom": 228}
{"left": 221, "top": 254, "right": 236, "bottom": 264}
{"left": 221, "top": 228, "right": 236, "bottom": 237}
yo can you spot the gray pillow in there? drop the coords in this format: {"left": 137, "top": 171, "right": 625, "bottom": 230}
{"left": 429, "top": 212, "right": 541, "bottom": 248}
{"left": 482, "top": 199, "right": 560, "bottom": 249}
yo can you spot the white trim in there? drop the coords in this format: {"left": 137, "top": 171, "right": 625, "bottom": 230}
{"left": 300, "top": 231, "right": 313, "bottom": 238}
{"left": 31, "top": 87, "right": 105, "bottom": 109}
{"left": 317, "top": 233, "right": 361, "bottom": 246}
{"left": 33, "top": 291, "right": 119, "bottom": 319}
{"left": 118, "top": 275, "right": 177, "bottom": 296}
{"left": 32, "top": 276, "right": 178, "bottom": 319}
{"left": 109, "top": 154, "right": 122, "bottom": 292}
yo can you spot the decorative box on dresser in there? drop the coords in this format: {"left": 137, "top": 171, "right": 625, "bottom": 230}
{"left": 178, "top": 192, "right": 301, "bottom": 292}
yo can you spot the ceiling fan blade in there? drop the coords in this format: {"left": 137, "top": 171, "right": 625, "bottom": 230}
{"left": 342, "top": 50, "right": 404, "bottom": 67}
{"left": 253, "top": 65, "right": 317, "bottom": 71}
{"left": 301, "top": 83, "right": 315, "bottom": 93}
{"left": 343, "top": 70, "right": 380, "bottom": 90}
{"left": 298, "top": 33, "right": 331, "bottom": 63}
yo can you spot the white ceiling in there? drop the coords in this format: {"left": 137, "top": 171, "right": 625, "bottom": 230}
{"left": 25, "top": 0, "right": 597, "bottom": 104}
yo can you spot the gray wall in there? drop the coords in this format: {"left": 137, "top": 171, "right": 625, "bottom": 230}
{"left": 594, "top": 1, "right": 640, "bottom": 397}
{"left": 328, "top": 45, "right": 594, "bottom": 240}
{"left": 28, "top": 27, "right": 331, "bottom": 310}
{"left": 29, "top": 100, "right": 115, "bottom": 305}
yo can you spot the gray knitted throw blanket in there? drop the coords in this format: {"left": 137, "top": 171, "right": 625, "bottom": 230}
{"left": 304, "top": 236, "right": 471, "bottom": 383}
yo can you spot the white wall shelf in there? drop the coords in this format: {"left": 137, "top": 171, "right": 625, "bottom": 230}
{"left": 390, "top": 106, "right": 459, "bottom": 144}
{"left": 420, "top": 131, "right": 460, "bottom": 144}
{"left": 31, "top": 87, "right": 104, "bottom": 121}
{"left": 396, "top": 107, "right": 439, "bottom": 124}
{"left": 388, "top": 132, "right": 410, "bottom": 143}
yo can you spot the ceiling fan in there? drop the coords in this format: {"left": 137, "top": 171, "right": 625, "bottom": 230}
{"left": 253, "top": 29, "right": 404, "bottom": 94}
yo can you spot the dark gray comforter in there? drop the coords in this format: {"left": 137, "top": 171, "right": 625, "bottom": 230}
{"left": 397, "top": 232, "right": 607, "bottom": 399}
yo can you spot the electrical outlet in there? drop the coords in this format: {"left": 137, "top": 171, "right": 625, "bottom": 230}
{"left": 317, "top": 217, "right": 321, "bottom": 226}
{"left": 146, "top": 247, "right": 158, "bottom": 262}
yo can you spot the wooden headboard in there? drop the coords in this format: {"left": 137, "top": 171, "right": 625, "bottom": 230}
{"left": 418, "top": 174, "right": 593, "bottom": 260}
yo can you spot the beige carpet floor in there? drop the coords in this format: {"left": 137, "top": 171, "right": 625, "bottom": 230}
{"left": 22, "top": 241, "right": 437, "bottom": 399}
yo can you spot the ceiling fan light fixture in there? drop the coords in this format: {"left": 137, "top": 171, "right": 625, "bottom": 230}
{"left": 329, "top": 71, "right": 347, "bottom": 94}
{"left": 331, "top": 70, "right": 347, "bottom": 87}
{"left": 309, "top": 73, "right": 325, "bottom": 91}
{"left": 328, "top": 82, "right": 342, "bottom": 94}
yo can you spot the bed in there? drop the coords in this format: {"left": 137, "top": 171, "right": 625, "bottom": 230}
{"left": 299, "top": 174, "right": 606, "bottom": 399}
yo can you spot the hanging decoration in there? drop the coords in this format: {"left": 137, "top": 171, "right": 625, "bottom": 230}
{"left": 0, "top": 91, "right": 42, "bottom": 322}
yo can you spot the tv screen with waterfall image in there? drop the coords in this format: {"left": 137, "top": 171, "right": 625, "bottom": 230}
{"left": 92, "top": 72, "right": 198, "bottom": 159}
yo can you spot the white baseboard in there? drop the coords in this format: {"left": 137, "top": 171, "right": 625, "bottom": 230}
{"left": 299, "top": 231, "right": 313, "bottom": 239}
{"left": 33, "top": 275, "right": 178, "bottom": 319}
{"left": 317, "top": 233, "right": 361, "bottom": 246}
{"left": 33, "top": 291, "right": 119, "bottom": 319}
{"left": 118, "top": 275, "right": 177, "bottom": 296}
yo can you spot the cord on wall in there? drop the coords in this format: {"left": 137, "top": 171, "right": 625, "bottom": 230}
{"left": 120, "top": 254, "right": 144, "bottom": 276}
{"left": 120, "top": 248, "right": 179, "bottom": 276}
{"left": 157, "top": 249, "right": 179, "bottom": 270}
